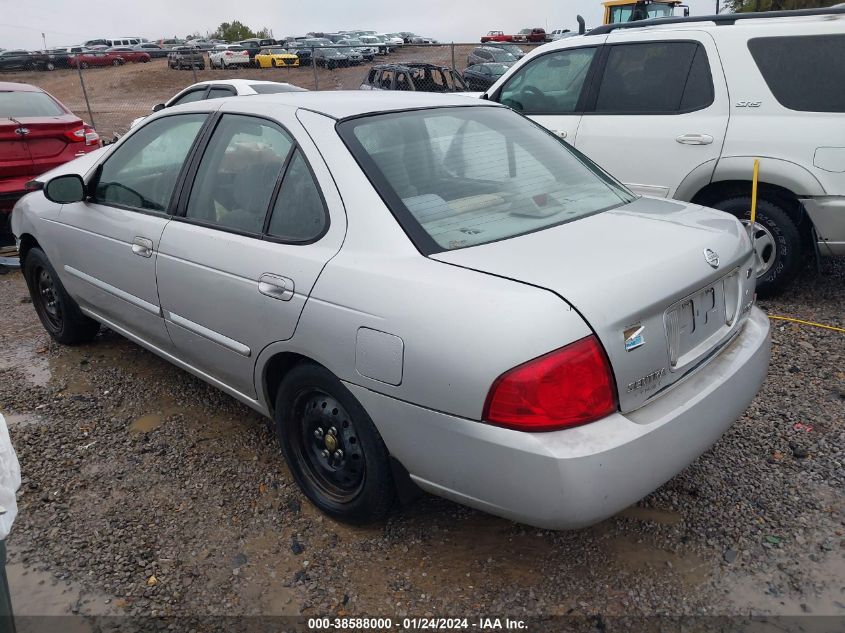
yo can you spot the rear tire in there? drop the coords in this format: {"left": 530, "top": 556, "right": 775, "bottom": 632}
{"left": 23, "top": 248, "right": 100, "bottom": 345}
{"left": 112, "top": 59, "right": 121, "bottom": 66}
{"left": 275, "top": 363, "right": 395, "bottom": 524}
{"left": 712, "top": 196, "right": 802, "bottom": 297}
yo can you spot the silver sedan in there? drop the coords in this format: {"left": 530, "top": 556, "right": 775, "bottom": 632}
{"left": 11, "top": 92, "right": 771, "bottom": 528}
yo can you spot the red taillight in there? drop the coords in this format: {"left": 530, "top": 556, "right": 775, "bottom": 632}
{"left": 65, "top": 125, "right": 100, "bottom": 147}
{"left": 482, "top": 335, "right": 617, "bottom": 432}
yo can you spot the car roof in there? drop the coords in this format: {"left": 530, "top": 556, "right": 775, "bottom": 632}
{"left": 371, "top": 62, "right": 451, "bottom": 71}
{"left": 180, "top": 90, "right": 499, "bottom": 120}
{"left": 0, "top": 81, "right": 44, "bottom": 92}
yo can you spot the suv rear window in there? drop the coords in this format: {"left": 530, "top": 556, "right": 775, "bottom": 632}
{"left": 594, "top": 41, "right": 713, "bottom": 114}
{"left": 339, "top": 107, "right": 633, "bottom": 254}
{"left": 0, "top": 91, "right": 64, "bottom": 118}
{"left": 748, "top": 35, "right": 845, "bottom": 113}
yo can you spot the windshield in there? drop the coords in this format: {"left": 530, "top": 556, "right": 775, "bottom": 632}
{"left": 487, "top": 49, "right": 515, "bottom": 62}
{"left": 0, "top": 91, "right": 64, "bottom": 117}
{"left": 610, "top": 2, "right": 675, "bottom": 22}
{"left": 484, "top": 63, "right": 511, "bottom": 76}
{"left": 339, "top": 107, "right": 633, "bottom": 253}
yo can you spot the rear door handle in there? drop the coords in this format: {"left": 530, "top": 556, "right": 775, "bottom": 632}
{"left": 131, "top": 237, "right": 153, "bottom": 258}
{"left": 676, "top": 133, "right": 714, "bottom": 145}
{"left": 258, "top": 273, "right": 295, "bottom": 301}
{"left": 553, "top": 130, "right": 567, "bottom": 139}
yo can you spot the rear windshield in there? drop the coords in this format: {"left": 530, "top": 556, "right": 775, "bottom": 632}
{"left": 748, "top": 34, "right": 845, "bottom": 113}
{"left": 339, "top": 107, "right": 633, "bottom": 254}
{"left": 0, "top": 91, "right": 64, "bottom": 118}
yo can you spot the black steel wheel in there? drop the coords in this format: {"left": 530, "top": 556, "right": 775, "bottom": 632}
{"left": 275, "top": 363, "right": 395, "bottom": 523}
{"left": 23, "top": 247, "right": 99, "bottom": 344}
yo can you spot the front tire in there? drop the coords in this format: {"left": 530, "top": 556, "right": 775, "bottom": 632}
{"left": 712, "top": 196, "right": 802, "bottom": 297}
{"left": 275, "top": 363, "right": 395, "bottom": 524}
{"left": 24, "top": 248, "right": 100, "bottom": 345}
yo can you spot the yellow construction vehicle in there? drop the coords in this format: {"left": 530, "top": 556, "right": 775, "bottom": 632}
{"left": 602, "top": 0, "right": 690, "bottom": 24}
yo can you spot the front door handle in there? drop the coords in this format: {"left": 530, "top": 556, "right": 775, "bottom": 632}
{"left": 553, "top": 129, "right": 568, "bottom": 139}
{"left": 131, "top": 237, "right": 153, "bottom": 258}
{"left": 258, "top": 273, "right": 295, "bottom": 301}
{"left": 676, "top": 133, "right": 714, "bottom": 145}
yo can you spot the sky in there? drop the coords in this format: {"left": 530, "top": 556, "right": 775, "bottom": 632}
{"left": 0, "top": 0, "right": 723, "bottom": 50}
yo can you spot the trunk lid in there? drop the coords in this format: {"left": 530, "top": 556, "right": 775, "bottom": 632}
{"left": 0, "top": 118, "right": 34, "bottom": 187}
{"left": 432, "top": 197, "right": 758, "bottom": 413}
{"left": 12, "top": 113, "right": 85, "bottom": 173}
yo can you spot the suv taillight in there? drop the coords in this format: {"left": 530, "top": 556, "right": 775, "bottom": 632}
{"left": 483, "top": 335, "right": 617, "bottom": 432}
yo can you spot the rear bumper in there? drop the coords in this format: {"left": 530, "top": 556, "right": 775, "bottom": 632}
{"left": 347, "top": 307, "right": 770, "bottom": 529}
{"left": 801, "top": 195, "right": 845, "bottom": 256}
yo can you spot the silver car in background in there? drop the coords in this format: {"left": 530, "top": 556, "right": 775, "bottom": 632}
{"left": 11, "top": 93, "right": 770, "bottom": 528}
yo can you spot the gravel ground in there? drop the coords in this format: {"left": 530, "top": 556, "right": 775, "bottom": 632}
{"left": 0, "top": 256, "right": 842, "bottom": 628}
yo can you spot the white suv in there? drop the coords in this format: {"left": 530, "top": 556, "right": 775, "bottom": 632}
{"left": 483, "top": 7, "right": 845, "bottom": 295}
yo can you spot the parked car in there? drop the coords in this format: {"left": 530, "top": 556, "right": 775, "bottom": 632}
{"left": 467, "top": 46, "right": 517, "bottom": 67}
{"left": 11, "top": 91, "right": 770, "bottom": 528}
{"left": 484, "top": 42, "right": 525, "bottom": 60}
{"left": 168, "top": 47, "right": 205, "bottom": 70}
{"left": 515, "top": 27, "right": 548, "bottom": 42}
{"left": 548, "top": 28, "right": 573, "bottom": 40}
{"left": 408, "top": 36, "right": 438, "bottom": 44}
{"left": 462, "top": 62, "right": 513, "bottom": 91}
{"left": 360, "top": 63, "right": 467, "bottom": 92}
{"left": 0, "top": 50, "right": 54, "bottom": 71}
{"left": 337, "top": 39, "right": 376, "bottom": 61}
{"left": 255, "top": 48, "right": 300, "bottom": 68}
{"left": 105, "top": 47, "right": 151, "bottom": 63}
{"left": 484, "top": 6, "right": 845, "bottom": 294}
{"left": 209, "top": 44, "right": 250, "bottom": 69}
{"left": 83, "top": 39, "right": 110, "bottom": 48}
{"left": 133, "top": 43, "right": 170, "bottom": 59}
{"left": 359, "top": 36, "right": 388, "bottom": 55}
{"left": 0, "top": 81, "right": 100, "bottom": 241}
{"left": 238, "top": 38, "right": 278, "bottom": 65}
{"left": 158, "top": 38, "right": 186, "bottom": 48}
{"left": 282, "top": 42, "right": 313, "bottom": 66}
{"left": 480, "top": 30, "right": 515, "bottom": 43}
{"left": 314, "top": 47, "right": 349, "bottom": 69}
{"left": 68, "top": 51, "right": 125, "bottom": 68}
{"left": 185, "top": 39, "right": 217, "bottom": 51}
{"left": 129, "top": 79, "right": 307, "bottom": 129}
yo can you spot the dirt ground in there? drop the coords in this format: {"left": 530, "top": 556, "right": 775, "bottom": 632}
{"left": 6, "top": 44, "right": 500, "bottom": 140}
{"left": 0, "top": 252, "right": 843, "bottom": 632}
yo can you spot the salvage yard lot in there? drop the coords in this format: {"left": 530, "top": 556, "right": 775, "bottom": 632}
{"left": 10, "top": 45, "right": 489, "bottom": 140}
{"left": 0, "top": 258, "right": 842, "bottom": 621}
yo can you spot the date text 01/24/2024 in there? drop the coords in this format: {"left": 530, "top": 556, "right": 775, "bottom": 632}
{"left": 307, "top": 617, "right": 528, "bottom": 630}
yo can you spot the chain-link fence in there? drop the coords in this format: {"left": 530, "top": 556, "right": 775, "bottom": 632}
{"left": 3, "top": 43, "right": 540, "bottom": 141}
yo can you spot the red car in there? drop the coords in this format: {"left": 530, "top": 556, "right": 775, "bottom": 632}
{"left": 480, "top": 30, "right": 515, "bottom": 43}
{"left": 67, "top": 51, "right": 127, "bottom": 68}
{"left": 105, "top": 47, "right": 152, "bottom": 63}
{"left": 515, "top": 27, "right": 548, "bottom": 42}
{"left": 0, "top": 82, "right": 101, "bottom": 242}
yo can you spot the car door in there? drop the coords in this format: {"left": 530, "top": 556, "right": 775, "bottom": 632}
{"left": 56, "top": 112, "right": 209, "bottom": 351}
{"left": 492, "top": 44, "right": 602, "bottom": 144}
{"left": 574, "top": 33, "right": 729, "bottom": 198}
{"left": 156, "top": 109, "right": 346, "bottom": 398}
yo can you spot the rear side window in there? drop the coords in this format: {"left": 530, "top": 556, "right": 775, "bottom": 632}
{"left": 748, "top": 35, "right": 845, "bottom": 113}
{"left": 594, "top": 41, "right": 713, "bottom": 114}
{"left": 267, "top": 150, "right": 327, "bottom": 242}
{"left": 206, "top": 87, "right": 235, "bottom": 100}
{"left": 185, "top": 114, "right": 293, "bottom": 234}
{"left": 0, "top": 91, "right": 64, "bottom": 117}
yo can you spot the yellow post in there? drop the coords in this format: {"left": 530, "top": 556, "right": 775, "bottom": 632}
{"left": 750, "top": 158, "right": 760, "bottom": 226}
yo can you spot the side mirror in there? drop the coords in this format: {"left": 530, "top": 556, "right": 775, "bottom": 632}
{"left": 44, "top": 174, "right": 86, "bottom": 204}
{"left": 152, "top": 103, "right": 165, "bottom": 112}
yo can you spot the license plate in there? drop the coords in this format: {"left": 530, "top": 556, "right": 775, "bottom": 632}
{"left": 665, "top": 282, "right": 728, "bottom": 368}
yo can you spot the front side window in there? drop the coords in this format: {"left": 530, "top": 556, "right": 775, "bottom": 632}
{"left": 206, "top": 87, "right": 235, "bottom": 100}
{"left": 339, "top": 107, "right": 633, "bottom": 253}
{"left": 748, "top": 35, "right": 845, "bottom": 113}
{"left": 594, "top": 41, "right": 713, "bottom": 114}
{"left": 498, "top": 47, "right": 597, "bottom": 114}
{"left": 94, "top": 114, "right": 206, "bottom": 211}
{"left": 267, "top": 150, "right": 327, "bottom": 242}
{"left": 185, "top": 114, "right": 293, "bottom": 234}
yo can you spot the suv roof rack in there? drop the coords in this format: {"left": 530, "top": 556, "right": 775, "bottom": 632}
{"left": 589, "top": 6, "right": 845, "bottom": 35}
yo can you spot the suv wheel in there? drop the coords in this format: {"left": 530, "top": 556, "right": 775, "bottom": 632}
{"left": 712, "top": 196, "right": 802, "bottom": 297}
{"left": 23, "top": 247, "right": 100, "bottom": 345}
{"left": 275, "top": 363, "right": 395, "bottom": 524}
